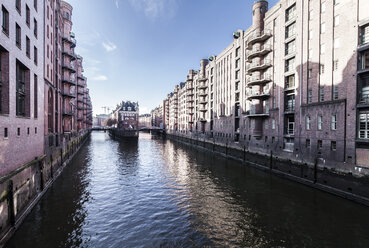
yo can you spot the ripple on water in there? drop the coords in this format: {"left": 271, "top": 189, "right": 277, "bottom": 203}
{"left": 5, "top": 132, "right": 369, "bottom": 248}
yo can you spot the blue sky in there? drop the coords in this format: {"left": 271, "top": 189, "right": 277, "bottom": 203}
{"left": 68, "top": 0, "right": 279, "bottom": 115}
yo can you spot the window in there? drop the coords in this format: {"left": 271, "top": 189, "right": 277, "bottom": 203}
{"left": 285, "top": 74, "right": 295, "bottom": 88}
{"left": 334, "top": 38, "right": 340, "bottom": 49}
{"left": 2, "top": 7, "right": 9, "bottom": 35}
{"left": 361, "top": 24, "right": 369, "bottom": 45}
{"left": 321, "top": 23, "right": 326, "bottom": 34}
{"left": 34, "top": 74, "right": 38, "bottom": 118}
{"left": 16, "top": 24, "right": 21, "bottom": 48}
{"left": 17, "top": 128, "right": 20, "bottom": 137}
{"left": 285, "top": 22, "right": 296, "bottom": 39}
{"left": 333, "top": 60, "right": 339, "bottom": 71}
{"left": 308, "top": 89, "right": 312, "bottom": 103}
{"left": 285, "top": 40, "right": 296, "bottom": 55}
{"left": 272, "top": 119, "right": 276, "bottom": 129}
{"left": 235, "top": 47, "right": 240, "bottom": 57}
{"left": 235, "top": 59, "right": 240, "bottom": 69}
{"left": 320, "top": 64, "right": 325, "bottom": 74}
{"left": 16, "top": 62, "right": 28, "bottom": 117}
{"left": 334, "top": 15, "right": 340, "bottom": 27}
{"left": 317, "top": 140, "right": 323, "bottom": 150}
{"left": 34, "top": 46, "right": 38, "bottom": 65}
{"left": 359, "top": 50, "right": 369, "bottom": 71}
{"left": 333, "top": 85, "right": 339, "bottom": 100}
{"left": 26, "top": 36, "right": 30, "bottom": 57}
{"left": 308, "top": 69, "right": 312, "bottom": 79}
{"left": 286, "top": 4, "right": 296, "bottom": 22}
{"left": 306, "top": 116, "right": 311, "bottom": 130}
{"left": 359, "top": 113, "right": 369, "bottom": 139}
{"left": 16, "top": 0, "right": 21, "bottom": 14}
{"left": 27, "top": 127, "right": 30, "bottom": 135}
{"left": 34, "top": 18, "right": 38, "bottom": 37}
{"left": 331, "top": 141, "right": 337, "bottom": 151}
{"left": 34, "top": 0, "right": 37, "bottom": 11}
{"left": 359, "top": 75, "right": 369, "bottom": 103}
{"left": 35, "top": 127, "right": 37, "bottom": 134}
{"left": 26, "top": 5, "right": 30, "bottom": 26}
{"left": 331, "top": 115, "right": 337, "bottom": 130}
{"left": 318, "top": 115, "right": 323, "bottom": 130}
{"left": 4, "top": 128, "right": 8, "bottom": 138}
{"left": 285, "top": 94, "right": 295, "bottom": 111}
{"left": 285, "top": 57, "right": 295, "bottom": 72}
{"left": 319, "top": 87, "right": 324, "bottom": 101}
{"left": 306, "top": 139, "right": 311, "bottom": 148}
{"left": 321, "top": 2, "right": 326, "bottom": 13}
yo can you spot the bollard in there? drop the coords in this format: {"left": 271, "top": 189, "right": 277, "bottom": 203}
{"left": 50, "top": 155, "right": 54, "bottom": 179}
{"left": 314, "top": 157, "right": 318, "bottom": 183}
{"left": 39, "top": 160, "right": 44, "bottom": 191}
{"left": 8, "top": 180, "right": 15, "bottom": 226}
{"left": 270, "top": 151, "right": 273, "bottom": 170}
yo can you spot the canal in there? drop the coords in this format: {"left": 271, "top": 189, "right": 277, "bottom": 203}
{"left": 6, "top": 131, "right": 369, "bottom": 247}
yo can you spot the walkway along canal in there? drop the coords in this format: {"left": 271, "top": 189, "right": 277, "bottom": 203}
{"left": 6, "top": 131, "right": 369, "bottom": 247}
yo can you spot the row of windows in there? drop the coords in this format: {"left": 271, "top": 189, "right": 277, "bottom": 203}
{"left": 1, "top": 6, "right": 39, "bottom": 65}
{"left": 2, "top": 126, "right": 38, "bottom": 139}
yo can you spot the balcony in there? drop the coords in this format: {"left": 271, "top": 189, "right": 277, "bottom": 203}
{"left": 198, "top": 82, "right": 208, "bottom": 89}
{"left": 77, "top": 90, "right": 84, "bottom": 95}
{"left": 62, "top": 90, "right": 76, "bottom": 98}
{"left": 247, "top": 45, "right": 272, "bottom": 61}
{"left": 247, "top": 74, "right": 272, "bottom": 86}
{"left": 198, "top": 90, "right": 208, "bottom": 97}
{"left": 247, "top": 59, "right": 272, "bottom": 73}
{"left": 62, "top": 77, "right": 76, "bottom": 85}
{"left": 247, "top": 30, "right": 272, "bottom": 48}
{"left": 247, "top": 90, "right": 271, "bottom": 100}
{"left": 63, "top": 110, "right": 74, "bottom": 116}
{"left": 62, "top": 63, "right": 76, "bottom": 73}
{"left": 77, "top": 75, "right": 86, "bottom": 81}
{"left": 187, "top": 97, "right": 194, "bottom": 102}
{"left": 62, "top": 35, "right": 77, "bottom": 48}
{"left": 62, "top": 50, "right": 77, "bottom": 60}
{"left": 198, "top": 75, "right": 207, "bottom": 82}
{"left": 245, "top": 110, "right": 269, "bottom": 118}
{"left": 284, "top": 105, "right": 295, "bottom": 113}
{"left": 199, "top": 107, "right": 207, "bottom": 112}
{"left": 199, "top": 98, "right": 208, "bottom": 104}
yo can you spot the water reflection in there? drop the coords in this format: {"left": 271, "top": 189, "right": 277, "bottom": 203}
{"left": 6, "top": 132, "right": 369, "bottom": 248}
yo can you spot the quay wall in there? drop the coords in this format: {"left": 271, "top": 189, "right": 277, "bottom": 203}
{"left": 0, "top": 131, "right": 91, "bottom": 246}
{"left": 166, "top": 133, "right": 369, "bottom": 207}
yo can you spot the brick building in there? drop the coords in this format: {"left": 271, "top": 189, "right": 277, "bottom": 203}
{"left": 154, "top": 0, "right": 369, "bottom": 172}
{"left": 0, "top": 0, "right": 92, "bottom": 177}
{"left": 0, "top": 0, "right": 44, "bottom": 176}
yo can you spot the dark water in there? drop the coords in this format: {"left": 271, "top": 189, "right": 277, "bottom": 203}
{"left": 6, "top": 132, "right": 369, "bottom": 248}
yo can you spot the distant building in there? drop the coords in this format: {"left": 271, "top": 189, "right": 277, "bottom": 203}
{"left": 112, "top": 101, "right": 139, "bottom": 130}
{"left": 138, "top": 114, "right": 151, "bottom": 129}
{"left": 93, "top": 114, "right": 109, "bottom": 127}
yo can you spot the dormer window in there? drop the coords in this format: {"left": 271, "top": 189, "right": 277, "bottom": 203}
{"left": 128, "top": 107, "right": 132, "bottom": 111}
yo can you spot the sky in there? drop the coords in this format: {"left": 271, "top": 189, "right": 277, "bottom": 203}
{"left": 67, "top": 0, "right": 279, "bottom": 115}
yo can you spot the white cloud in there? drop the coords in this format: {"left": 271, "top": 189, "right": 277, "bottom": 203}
{"left": 91, "top": 75, "right": 108, "bottom": 81}
{"left": 128, "top": 0, "right": 179, "bottom": 20}
{"left": 102, "top": 41, "right": 117, "bottom": 52}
